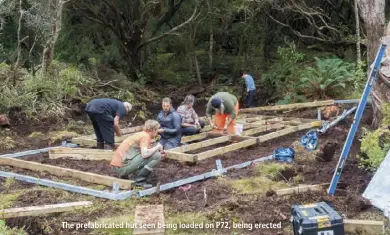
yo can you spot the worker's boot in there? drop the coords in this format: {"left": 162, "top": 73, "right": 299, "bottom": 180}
{"left": 135, "top": 168, "right": 153, "bottom": 189}
{"left": 96, "top": 142, "right": 104, "bottom": 149}
{"left": 104, "top": 144, "right": 115, "bottom": 150}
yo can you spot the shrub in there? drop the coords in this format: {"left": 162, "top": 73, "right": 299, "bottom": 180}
{"left": 358, "top": 128, "right": 390, "bottom": 171}
{"left": 297, "top": 57, "right": 355, "bottom": 100}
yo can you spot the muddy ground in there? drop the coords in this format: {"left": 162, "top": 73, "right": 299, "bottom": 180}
{"left": 0, "top": 105, "right": 388, "bottom": 235}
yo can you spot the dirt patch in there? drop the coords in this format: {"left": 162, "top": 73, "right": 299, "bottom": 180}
{"left": 317, "top": 141, "right": 338, "bottom": 162}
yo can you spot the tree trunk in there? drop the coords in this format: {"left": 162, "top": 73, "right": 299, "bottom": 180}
{"left": 194, "top": 55, "right": 202, "bottom": 85}
{"left": 209, "top": 27, "right": 213, "bottom": 70}
{"left": 42, "top": 0, "right": 68, "bottom": 76}
{"left": 358, "top": 0, "right": 386, "bottom": 127}
{"left": 354, "top": 0, "right": 361, "bottom": 64}
{"left": 12, "top": 0, "right": 24, "bottom": 86}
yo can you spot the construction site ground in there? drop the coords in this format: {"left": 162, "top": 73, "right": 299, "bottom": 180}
{"left": 0, "top": 106, "right": 389, "bottom": 235}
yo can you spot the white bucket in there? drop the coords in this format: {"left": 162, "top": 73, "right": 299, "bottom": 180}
{"left": 234, "top": 123, "right": 244, "bottom": 135}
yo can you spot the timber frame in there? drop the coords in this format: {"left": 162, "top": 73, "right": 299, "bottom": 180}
{"left": 69, "top": 114, "right": 322, "bottom": 163}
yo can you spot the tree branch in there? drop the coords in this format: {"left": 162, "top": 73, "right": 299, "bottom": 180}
{"left": 138, "top": 5, "right": 198, "bottom": 51}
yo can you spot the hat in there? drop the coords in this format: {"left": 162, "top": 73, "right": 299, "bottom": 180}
{"left": 211, "top": 98, "right": 222, "bottom": 108}
{"left": 123, "top": 102, "right": 132, "bottom": 112}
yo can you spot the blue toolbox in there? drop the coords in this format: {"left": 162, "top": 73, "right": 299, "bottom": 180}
{"left": 291, "top": 202, "right": 344, "bottom": 235}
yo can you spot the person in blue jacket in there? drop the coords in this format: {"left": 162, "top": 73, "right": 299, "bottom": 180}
{"left": 240, "top": 70, "right": 256, "bottom": 108}
{"left": 156, "top": 97, "right": 182, "bottom": 150}
{"left": 85, "top": 98, "right": 132, "bottom": 150}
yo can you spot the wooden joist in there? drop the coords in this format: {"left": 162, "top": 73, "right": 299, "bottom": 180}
{"left": 240, "top": 100, "right": 335, "bottom": 112}
{"left": 0, "top": 201, "right": 93, "bottom": 218}
{"left": 182, "top": 132, "right": 208, "bottom": 143}
{"left": 170, "top": 136, "right": 231, "bottom": 153}
{"left": 0, "top": 157, "right": 134, "bottom": 189}
{"left": 165, "top": 151, "right": 197, "bottom": 162}
{"left": 193, "top": 121, "right": 321, "bottom": 161}
{"left": 241, "top": 123, "right": 285, "bottom": 136}
{"left": 275, "top": 183, "right": 329, "bottom": 196}
{"left": 344, "top": 219, "right": 384, "bottom": 235}
{"left": 196, "top": 138, "right": 258, "bottom": 161}
{"left": 133, "top": 205, "right": 165, "bottom": 235}
{"left": 49, "top": 148, "right": 113, "bottom": 161}
{"left": 257, "top": 121, "right": 322, "bottom": 141}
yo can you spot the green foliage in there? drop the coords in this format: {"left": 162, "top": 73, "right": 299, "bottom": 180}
{"left": 297, "top": 57, "right": 355, "bottom": 100}
{"left": 358, "top": 128, "right": 390, "bottom": 171}
{"left": 0, "top": 221, "right": 27, "bottom": 235}
{"left": 0, "top": 193, "right": 20, "bottom": 208}
{"left": 276, "top": 42, "right": 305, "bottom": 63}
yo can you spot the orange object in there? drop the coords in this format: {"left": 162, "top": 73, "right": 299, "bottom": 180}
{"left": 212, "top": 102, "right": 239, "bottom": 134}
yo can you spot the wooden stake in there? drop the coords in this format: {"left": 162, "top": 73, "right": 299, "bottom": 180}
{"left": 0, "top": 157, "right": 134, "bottom": 189}
{"left": 0, "top": 201, "right": 93, "bottom": 218}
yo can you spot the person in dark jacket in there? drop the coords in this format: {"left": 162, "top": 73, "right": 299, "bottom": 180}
{"left": 156, "top": 97, "right": 182, "bottom": 150}
{"left": 85, "top": 98, "right": 132, "bottom": 150}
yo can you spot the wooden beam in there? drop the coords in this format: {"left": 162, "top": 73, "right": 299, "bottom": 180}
{"left": 275, "top": 184, "right": 329, "bottom": 196}
{"left": 49, "top": 148, "right": 113, "bottom": 161}
{"left": 257, "top": 121, "right": 322, "bottom": 141}
{"left": 181, "top": 132, "right": 208, "bottom": 143}
{"left": 344, "top": 219, "right": 384, "bottom": 235}
{"left": 241, "top": 123, "right": 285, "bottom": 136}
{"left": 0, "top": 201, "right": 93, "bottom": 218}
{"left": 196, "top": 139, "right": 258, "bottom": 161}
{"left": 133, "top": 205, "right": 165, "bottom": 235}
{"left": 0, "top": 157, "right": 134, "bottom": 189}
{"left": 193, "top": 121, "right": 321, "bottom": 161}
{"left": 240, "top": 100, "right": 335, "bottom": 112}
{"left": 170, "top": 136, "right": 231, "bottom": 153}
{"left": 165, "top": 151, "right": 196, "bottom": 162}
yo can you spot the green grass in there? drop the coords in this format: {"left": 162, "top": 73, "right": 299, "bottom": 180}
{"left": 0, "top": 193, "right": 20, "bottom": 209}
{"left": 255, "top": 162, "right": 293, "bottom": 180}
{"left": 231, "top": 176, "right": 288, "bottom": 195}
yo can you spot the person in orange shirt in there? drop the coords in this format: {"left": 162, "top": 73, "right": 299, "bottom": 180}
{"left": 111, "top": 120, "right": 165, "bottom": 188}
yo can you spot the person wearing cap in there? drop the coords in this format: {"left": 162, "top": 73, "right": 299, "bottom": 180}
{"left": 177, "top": 94, "right": 205, "bottom": 136}
{"left": 111, "top": 119, "right": 165, "bottom": 188}
{"left": 206, "top": 92, "right": 239, "bottom": 134}
{"left": 85, "top": 98, "right": 132, "bottom": 150}
{"left": 240, "top": 70, "right": 256, "bottom": 108}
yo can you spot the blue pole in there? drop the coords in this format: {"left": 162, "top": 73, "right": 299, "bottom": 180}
{"left": 328, "top": 42, "right": 387, "bottom": 195}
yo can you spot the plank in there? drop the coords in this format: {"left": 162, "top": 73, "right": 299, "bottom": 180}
{"left": 241, "top": 117, "right": 283, "bottom": 124}
{"left": 49, "top": 148, "right": 113, "bottom": 161}
{"left": 0, "top": 157, "right": 134, "bottom": 189}
{"left": 170, "top": 136, "right": 231, "bottom": 153}
{"left": 275, "top": 184, "right": 329, "bottom": 196}
{"left": 0, "top": 201, "right": 93, "bottom": 218}
{"left": 344, "top": 219, "right": 384, "bottom": 235}
{"left": 133, "top": 205, "right": 165, "bottom": 235}
{"left": 241, "top": 123, "right": 285, "bottom": 136}
{"left": 165, "top": 151, "right": 197, "bottom": 162}
{"left": 257, "top": 121, "right": 322, "bottom": 141}
{"left": 181, "top": 132, "right": 208, "bottom": 143}
{"left": 196, "top": 139, "right": 258, "bottom": 161}
{"left": 240, "top": 100, "right": 335, "bottom": 112}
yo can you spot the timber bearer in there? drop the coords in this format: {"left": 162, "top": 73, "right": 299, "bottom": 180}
{"left": 85, "top": 98, "right": 132, "bottom": 150}
{"left": 111, "top": 120, "right": 165, "bottom": 188}
{"left": 206, "top": 92, "right": 239, "bottom": 134}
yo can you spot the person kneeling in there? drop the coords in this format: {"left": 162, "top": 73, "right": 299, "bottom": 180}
{"left": 110, "top": 120, "right": 165, "bottom": 189}
{"left": 177, "top": 95, "right": 205, "bottom": 136}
